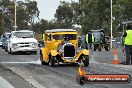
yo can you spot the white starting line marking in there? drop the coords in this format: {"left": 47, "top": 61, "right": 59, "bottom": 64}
{"left": 0, "top": 60, "right": 41, "bottom": 65}
{"left": 0, "top": 76, "right": 15, "bottom": 88}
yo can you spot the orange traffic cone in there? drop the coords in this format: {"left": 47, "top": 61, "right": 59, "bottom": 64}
{"left": 113, "top": 48, "right": 119, "bottom": 64}
{"left": 78, "top": 66, "right": 86, "bottom": 76}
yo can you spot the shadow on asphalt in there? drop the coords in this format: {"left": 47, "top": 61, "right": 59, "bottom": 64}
{"left": 54, "top": 63, "right": 79, "bottom": 67}
{"left": 10, "top": 52, "right": 37, "bottom": 55}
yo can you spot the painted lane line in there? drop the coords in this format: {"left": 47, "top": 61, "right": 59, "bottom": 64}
{"left": 8, "top": 67, "right": 46, "bottom": 88}
{"left": 0, "top": 60, "right": 41, "bottom": 65}
{"left": 0, "top": 76, "right": 15, "bottom": 88}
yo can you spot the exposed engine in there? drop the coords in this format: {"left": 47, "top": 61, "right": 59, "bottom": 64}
{"left": 58, "top": 41, "right": 75, "bottom": 58}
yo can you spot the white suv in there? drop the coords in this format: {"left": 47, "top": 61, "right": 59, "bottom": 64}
{"left": 8, "top": 30, "right": 38, "bottom": 54}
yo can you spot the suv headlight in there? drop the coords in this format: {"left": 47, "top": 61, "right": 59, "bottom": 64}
{"left": 12, "top": 43, "right": 18, "bottom": 48}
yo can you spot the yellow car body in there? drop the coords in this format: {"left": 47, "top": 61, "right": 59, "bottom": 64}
{"left": 40, "top": 29, "right": 90, "bottom": 67}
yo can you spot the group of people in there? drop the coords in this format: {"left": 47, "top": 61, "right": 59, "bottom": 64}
{"left": 123, "top": 24, "right": 132, "bottom": 65}
{"left": 83, "top": 24, "right": 132, "bottom": 65}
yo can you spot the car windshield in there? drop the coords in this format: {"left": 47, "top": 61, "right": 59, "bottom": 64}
{"left": 92, "top": 31, "right": 103, "bottom": 42}
{"left": 53, "top": 34, "right": 76, "bottom": 40}
{"left": 13, "top": 32, "right": 34, "bottom": 38}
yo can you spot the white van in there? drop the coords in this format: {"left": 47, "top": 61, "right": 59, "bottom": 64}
{"left": 8, "top": 30, "right": 38, "bottom": 54}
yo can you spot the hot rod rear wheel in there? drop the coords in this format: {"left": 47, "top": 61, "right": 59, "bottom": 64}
{"left": 49, "top": 56, "right": 55, "bottom": 67}
{"left": 83, "top": 56, "right": 89, "bottom": 67}
{"left": 40, "top": 52, "right": 47, "bottom": 65}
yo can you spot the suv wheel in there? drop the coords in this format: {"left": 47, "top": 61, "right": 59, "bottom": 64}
{"left": 49, "top": 56, "right": 55, "bottom": 67}
{"left": 2, "top": 45, "right": 4, "bottom": 49}
{"left": 8, "top": 48, "right": 11, "bottom": 54}
{"left": 11, "top": 51, "right": 15, "bottom": 55}
{"left": 33, "top": 51, "right": 37, "bottom": 54}
{"left": 10, "top": 48, "right": 15, "bottom": 55}
{"left": 5, "top": 47, "right": 8, "bottom": 52}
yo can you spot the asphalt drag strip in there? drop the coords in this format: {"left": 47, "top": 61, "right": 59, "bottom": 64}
{"left": 3, "top": 62, "right": 132, "bottom": 88}
{"left": 0, "top": 64, "right": 35, "bottom": 88}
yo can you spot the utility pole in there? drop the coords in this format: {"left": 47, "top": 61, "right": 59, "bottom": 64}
{"left": 14, "top": 0, "right": 17, "bottom": 31}
{"left": 110, "top": 0, "right": 113, "bottom": 48}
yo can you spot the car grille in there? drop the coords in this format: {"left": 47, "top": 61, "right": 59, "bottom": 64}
{"left": 17, "top": 42, "right": 30, "bottom": 47}
{"left": 64, "top": 44, "right": 75, "bottom": 57}
{"left": 20, "top": 45, "right": 30, "bottom": 47}
{"left": 19, "top": 43, "right": 30, "bottom": 44}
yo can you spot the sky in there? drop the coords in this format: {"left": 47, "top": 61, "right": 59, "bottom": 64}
{"left": 36, "top": 0, "right": 79, "bottom": 21}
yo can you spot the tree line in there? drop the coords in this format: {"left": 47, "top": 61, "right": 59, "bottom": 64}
{"left": 0, "top": 0, "right": 132, "bottom": 37}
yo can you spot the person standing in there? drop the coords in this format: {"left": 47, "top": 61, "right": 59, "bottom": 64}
{"left": 85, "top": 33, "right": 88, "bottom": 49}
{"left": 123, "top": 24, "right": 132, "bottom": 65}
{"left": 86, "top": 32, "right": 93, "bottom": 49}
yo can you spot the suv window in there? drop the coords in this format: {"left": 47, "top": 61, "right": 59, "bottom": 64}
{"left": 13, "top": 32, "right": 34, "bottom": 38}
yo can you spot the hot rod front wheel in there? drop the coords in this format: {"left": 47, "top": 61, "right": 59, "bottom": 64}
{"left": 83, "top": 56, "right": 89, "bottom": 67}
{"left": 49, "top": 56, "right": 55, "bottom": 67}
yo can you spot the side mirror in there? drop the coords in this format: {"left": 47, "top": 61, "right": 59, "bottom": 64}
{"left": 9, "top": 35, "right": 11, "bottom": 38}
{"left": 38, "top": 40, "right": 44, "bottom": 47}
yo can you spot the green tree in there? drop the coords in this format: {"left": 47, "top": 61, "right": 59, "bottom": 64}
{"left": 112, "top": 0, "right": 132, "bottom": 35}
{"left": 80, "top": 0, "right": 111, "bottom": 35}
{"left": 16, "top": 0, "right": 40, "bottom": 30}
{"left": 0, "top": 0, "right": 40, "bottom": 32}
{"left": 0, "top": 13, "right": 4, "bottom": 35}
{"left": 0, "top": 0, "right": 14, "bottom": 32}
{"left": 55, "top": 1, "right": 73, "bottom": 28}
{"left": 71, "top": 1, "right": 82, "bottom": 25}
{"left": 26, "top": 0, "right": 40, "bottom": 24}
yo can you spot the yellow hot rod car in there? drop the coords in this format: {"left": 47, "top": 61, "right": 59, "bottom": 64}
{"left": 40, "top": 29, "right": 90, "bottom": 67}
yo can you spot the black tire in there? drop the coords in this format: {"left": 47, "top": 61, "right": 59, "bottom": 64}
{"left": 2, "top": 45, "right": 4, "bottom": 49}
{"left": 8, "top": 50, "right": 11, "bottom": 54}
{"left": 33, "top": 51, "right": 37, "bottom": 54}
{"left": 40, "top": 51, "right": 47, "bottom": 65}
{"left": 98, "top": 48, "right": 102, "bottom": 51}
{"left": 5, "top": 47, "right": 8, "bottom": 52}
{"left": 104, "top": 45, "right": 109, "bottom": 51}
{"left": 5, "top": 48, "right": 8, "bottom": 52}
{"left": 11, "top": 51, "right": 15, "bottom": 55}
{"left": 49, "top": 56, "right": 55, "bottom": 67}
{"left": 8, "top": 48, "right": 11, "bottom": 54}
{"left": 98, "top": 45, "right": 102, "bottom": 51}
{"left": 76, "top": 77, "right": 86, "bottom": 85}
{"left": 83, "top": 56, "right": 89, "bottom": 66}
{"left": 94, "top": 45, "right": 96, "bottom": 51}
{"left": 9, "top": 48, "right": 15, "bottom": 55}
